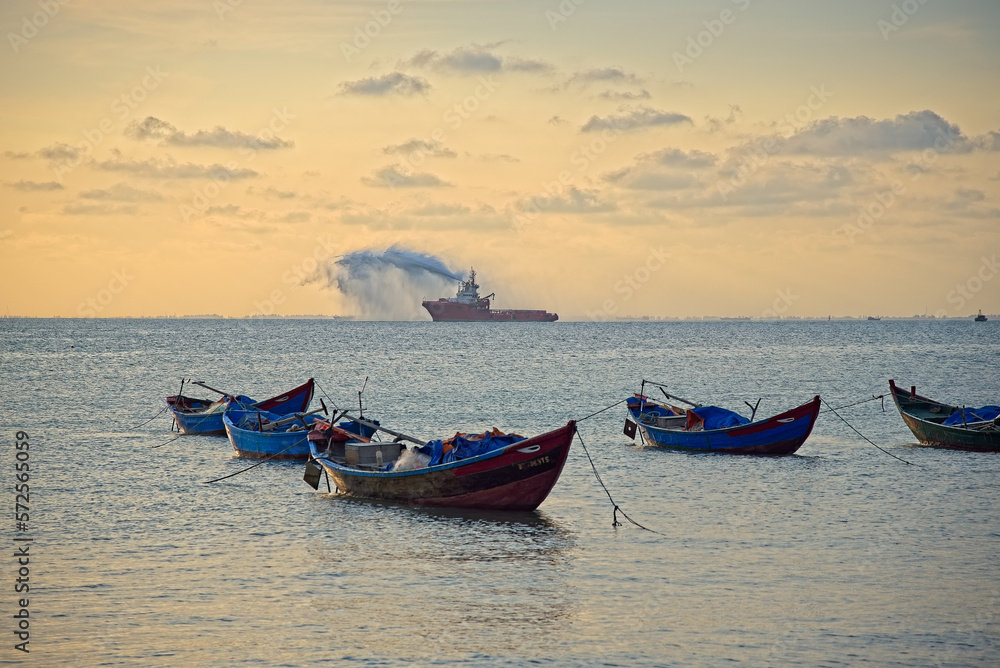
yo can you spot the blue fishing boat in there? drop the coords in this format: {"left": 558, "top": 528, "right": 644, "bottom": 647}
{"left": 224, "top": 402, "right": 378, "bottom": 460}
{"left": 624, "top": 381, "right": 820, "bottom": 455}
{"left": 166, "top": 378, "right": 315, "bottom": 435}
{"left": 224, "top": 407, "right": 325, "bottom": 460}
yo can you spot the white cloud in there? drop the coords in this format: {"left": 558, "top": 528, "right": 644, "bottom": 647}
{"left": 124, "top": 117, "right": 293, "bottom": 149}
{"left": 383, "top": 139, "right": 456, "bottom": 158}
{"left": 779, "top": 110, "right": 969, "bottom": 156}
{"left": 403, "top": 44, "right": 552, "bottom": 74}
{"left": 581, "top": 106, "right": 692, "bottom": 132}
{"left": 79, "top": 182, "right": 163, "bottom": 202}
{"left": 604, "top": 148, "right": 717, "bottom": 190}
{"left": 567, "top": 67, "right": 643, "bottom": 87}
{"left": 361, "top": 165, "right": 451, "bottom": 188}
{"left": 337, "top": 72, "right": 431, "bottom": 96}
{"left": 6, "top": 180, "right": 64, "bottom": 191}
{"left": 95, "top": 155, "right": 258, "bottom": 180}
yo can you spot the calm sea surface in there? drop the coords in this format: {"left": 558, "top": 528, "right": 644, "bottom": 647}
{"left": 1, "top": 319, "right": 998, "bottom": 666}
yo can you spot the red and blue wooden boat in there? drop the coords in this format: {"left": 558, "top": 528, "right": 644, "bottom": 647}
{"left": 166, "top": 378, "right": 315, "bottom": 435}
{"left": 305, "top": 419, "right": 576, "bottom": 511}
{"left": 888, "top": 380, "right": 1000, "bottom": 452}
{"left": 625, "top": 391, "right": 820, "bottom": 455}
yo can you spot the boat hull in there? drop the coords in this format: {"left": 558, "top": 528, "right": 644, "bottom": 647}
{"left": 166, "top": 378, "right": 315, "bottom": 435}
{"left": 889, "top": 380, "right": 1000, "bottom": 452}
{"left": 223, "top": 410, "right": 318, "bottom": 460}
{"left": 421, "top": 300, "right": 558, "bottom": 322}
{"left": 309, "top": 421, "right": 576, "bottom": 510}
{"left": 631, "top": 397, "right": 820, "bottom": 455}
{"left": 171, "top": 409, "right": 228, "bottom": 436}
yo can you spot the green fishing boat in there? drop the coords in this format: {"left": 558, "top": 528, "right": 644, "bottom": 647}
{"left": 889, "top": 380, "right": 1000, "bottom": 452}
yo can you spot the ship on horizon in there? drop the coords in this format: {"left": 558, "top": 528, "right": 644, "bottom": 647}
{"left": 421, "top": 268, "right": 558, "bottom": 322}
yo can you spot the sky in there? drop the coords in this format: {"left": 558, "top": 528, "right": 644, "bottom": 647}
{"left": 1, "top": 0, "right": 998, "bottom": 319}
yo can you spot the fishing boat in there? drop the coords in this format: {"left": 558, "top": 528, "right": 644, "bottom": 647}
{"left": 975, "top": 310, "right": 988, "bottom": 322}
{"left": 624, "top": 381, "right": 820, "bottom": 455}
{"left": 421, "top": 268, "right": 558, "bottom": 322}
{"left": 166, "top": 378, "right": 315, "bottom": 435}
{"left": 304, "top": 416, "right": 576, "bottom": 511}
{"left": 888, "top": 380, "right": 1000, "bottom": 451}
{"left": 224, "top": 405, "right": 325, "bottom": 460}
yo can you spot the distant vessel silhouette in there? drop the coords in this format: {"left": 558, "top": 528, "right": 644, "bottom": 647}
{"left": 422, "top": 268, "right": 558, "bottom": 322}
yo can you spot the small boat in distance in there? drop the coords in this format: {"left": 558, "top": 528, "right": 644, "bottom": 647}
{"left": 867, "top": 316, "right": 881, "bottom": 321}
{"left": 624, "top": 381, "right": 820, "bottom": 455}
{"left": 305, "top": 416, "right": 576, "bottom": 510}
{"left": 888, "top": 380, "right": 999, "bottom": 451}
{"left": 422, "top": 268, "right": 558, "bottom": 322}
{"left": 975, "top": 310, "right": 988, "bottom": 322}
{"left": 166, "top": 378, "right": 315, "bottom": 435}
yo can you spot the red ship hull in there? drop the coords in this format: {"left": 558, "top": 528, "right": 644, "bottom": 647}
{"left": 422, "top": 299, "right": 558, "bottom": 322}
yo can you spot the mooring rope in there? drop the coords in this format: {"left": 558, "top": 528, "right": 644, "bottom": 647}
{"left": 202, "top": 436, "right": 309, "bottom": 484}
{"left": 128, "top": 404, "right": 170, "bottom": 431}
{"left": 577, "top": 398, "right": 628, "bottom": 423}
{"left": 150, "top": 433, "right": 184, "bottom": 449}
{"left": 574, "top": 430, "right": 664, "bottom": 535}
{"left": 821, "top": 397, "right": 915, "bottom": 466}
{"left": 820, "top": 394, "right": 885, "bottom": 414}
{"left": 314, "top": 380, "right": 340, "bottom": 412}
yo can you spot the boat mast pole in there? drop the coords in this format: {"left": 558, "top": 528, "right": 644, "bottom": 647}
{"left": 358, "top": 376, "right": 367, "bottom": 418}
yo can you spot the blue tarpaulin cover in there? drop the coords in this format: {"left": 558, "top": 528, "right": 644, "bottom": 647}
{"left": 417, "top": 431, "right": 527, "bottom": 467}
{"left": 690, "top": 406, "right": 751, "bottom": 430}
{"left": 943, "top": 406, "right": 1000, "bottom": 426}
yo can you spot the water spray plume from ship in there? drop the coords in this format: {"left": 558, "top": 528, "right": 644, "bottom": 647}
{"left": 305, "top": 246, "right": 463, "bottom": 320}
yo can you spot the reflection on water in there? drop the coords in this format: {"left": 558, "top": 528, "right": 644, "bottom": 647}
{"left": 1, "top": 319, "right": 998, "bottom": 666}
{"left": 304, "top": 495, "right": 576, "bottom": 660}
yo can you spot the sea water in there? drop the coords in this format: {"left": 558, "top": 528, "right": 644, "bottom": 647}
{"left": 0, "top": 318, "right": 997, "bottom": 666}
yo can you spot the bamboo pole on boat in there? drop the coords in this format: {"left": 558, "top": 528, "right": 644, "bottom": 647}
{"left": 641, "top": 379, "right": 703, "bottom": 408}
{"left": 659, "top": 388, "right": 702, "bottom": 408}
{"left": 335, "top": 412, "right": 426, "bottom": 446}
{"left": 270, "top": 400, "right": 329, "bottom": 429}
{"left": 191, "top": 380, "right": 232, "bottom": 397}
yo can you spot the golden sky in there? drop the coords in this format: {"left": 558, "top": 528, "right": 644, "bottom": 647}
{"left": 1, "top": 0, "right": 998, "bottom": 319}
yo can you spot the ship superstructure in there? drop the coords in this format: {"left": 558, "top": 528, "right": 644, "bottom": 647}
{"left": 421, "top": 268, "right": 558, "bottom": 322}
